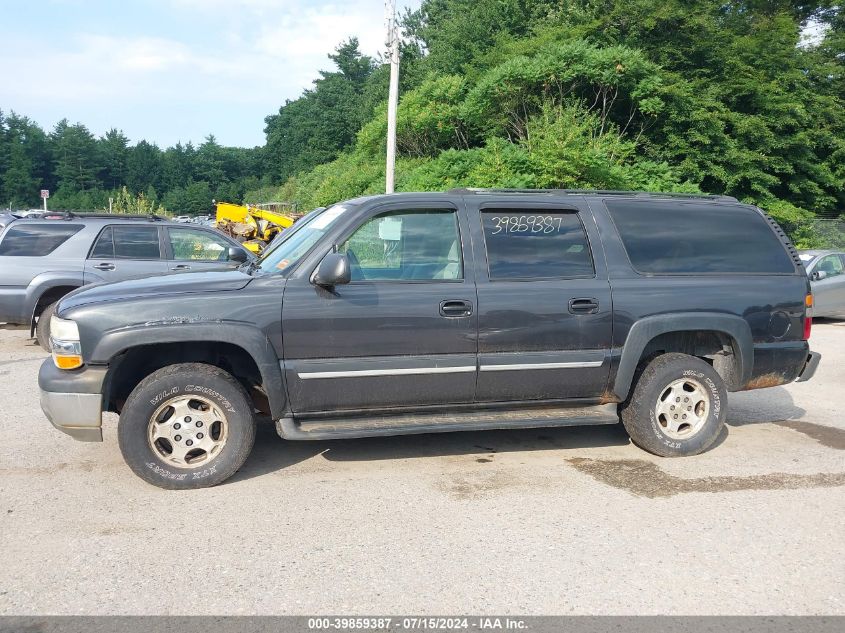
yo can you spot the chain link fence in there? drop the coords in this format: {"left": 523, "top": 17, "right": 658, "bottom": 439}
{"left": 808, "top": 219, "right": 845, "bottom": 249}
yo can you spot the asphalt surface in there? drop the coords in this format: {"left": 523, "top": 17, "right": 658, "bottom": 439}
{"left": 0, "top": 322, "right": 843, "bottom": 615}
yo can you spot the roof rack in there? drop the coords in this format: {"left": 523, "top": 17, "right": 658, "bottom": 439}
{"left": 40, "top": 211, "right": 166, "bottom": 222}
{"left": 447, "top": 188, "right": 738, "bottom": 202}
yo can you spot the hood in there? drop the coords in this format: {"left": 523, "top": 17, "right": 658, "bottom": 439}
{"left": 59, "top": 270, "right": 254, "bottom": 313}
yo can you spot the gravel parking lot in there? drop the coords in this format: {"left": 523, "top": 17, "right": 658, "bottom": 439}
{"left": 0, "top": 322, "right": 843, "bottom": 615}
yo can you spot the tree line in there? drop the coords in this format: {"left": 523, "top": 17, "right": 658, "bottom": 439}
{"left": 0, "top": 113, "right": 266, "bottom": 214}
{"left": 1, "top": 0, "right": 843, "bottom": 246}
{"left": 258, "top": 0, "right": 844, "bottom": 247}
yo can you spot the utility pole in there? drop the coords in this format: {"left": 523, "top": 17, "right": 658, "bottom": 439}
{"left": 385, "top": 0, "right": 400, "bottom": 194}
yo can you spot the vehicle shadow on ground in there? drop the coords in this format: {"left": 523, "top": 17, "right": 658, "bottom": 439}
{"left": 232, "top": 420, "right": 632, "bottom": 483}
{"left": 814, "top": 316, "right": 845, "bottom": 326}
{"left": 726, "top": 385, "right": 806, "bottom": 427}
{"left": 234, "top": 381, "right": 841, "bottom": 483}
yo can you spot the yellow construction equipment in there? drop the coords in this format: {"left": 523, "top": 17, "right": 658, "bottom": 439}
{"left": 215, "top": 202, "right": 299, "bottom": 254}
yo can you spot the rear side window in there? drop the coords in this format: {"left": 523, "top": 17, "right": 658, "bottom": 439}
{"left": 606, "top": 201, "right": 794, "bottom": 274}
{"left": 0, "top": 223, "right": 83, "bottom": 256}
{"left": 112, "top": 226, "right": 161, "bottom": 259}
{"left": 481, "top": 210, "right": 594, "bottom": 279}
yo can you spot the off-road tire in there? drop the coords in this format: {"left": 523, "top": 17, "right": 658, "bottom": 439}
{"left": 35, "top": 301, "right": 58, "bottom": 351}
{"left": 620, "top": 353, "right": 727, "bottom": 457}
{"left": 118, "top": 363, "right": 256, "bottom": 490}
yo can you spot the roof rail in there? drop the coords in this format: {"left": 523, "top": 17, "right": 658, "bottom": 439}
{"left": 40, "top": 211, "right": 166, "bottom": 222}
{"left": 447, "top": 188, "right": 738, "bottom": 202}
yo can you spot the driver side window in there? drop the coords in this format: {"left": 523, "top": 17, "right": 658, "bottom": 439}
{"left": 339, "top": 209, "right": 463, "bottom": 282}
{"left": 816, "top": 255, "right": 844, "bottom": 278}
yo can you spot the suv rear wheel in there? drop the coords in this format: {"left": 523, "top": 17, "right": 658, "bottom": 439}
{"left": 118, "top": 363, "right": 256, "bottom": 489}
{"left": 620, "top": 353, "right": 727, "bottom": 457}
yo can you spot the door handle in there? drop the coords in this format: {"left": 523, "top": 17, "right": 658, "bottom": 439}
{"left": 93, "top": 263, "right": 115, "bottom": 271}
{"left": 440, "top": 300, "right": 473, "bottom": 318}
{"left": 569, "top": 297, "right": 599, "bottom": 314}
{"left": 171, "top": 264, "right": 191, "bottom": 271}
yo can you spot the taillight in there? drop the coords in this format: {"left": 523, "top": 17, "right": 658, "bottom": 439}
{"left": 803, "top": 294, "right": 813, "bottom": 340}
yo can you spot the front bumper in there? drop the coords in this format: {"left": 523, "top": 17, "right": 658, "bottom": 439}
{"left": 38, "top": 359, "right": 107, "bottom": 442}
{"left": 796, "top": 351, "right": 821, "bottom": 383}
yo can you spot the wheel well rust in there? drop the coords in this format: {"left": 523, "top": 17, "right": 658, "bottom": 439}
{"left": 103, "top": 342, "right": 270, "bottom": 416}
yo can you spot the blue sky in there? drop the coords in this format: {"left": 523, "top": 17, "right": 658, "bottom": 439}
{"left": 0, "top": 0, "right": 421, "bottom": 148}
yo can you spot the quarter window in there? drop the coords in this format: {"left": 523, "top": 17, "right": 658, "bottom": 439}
{"left": 0, "top": 224, "right": 83, "bottom": 257}
{"left": 606, "top": 200, "right": 794, "bottom": 274}
{"left": 340, "top": 210, "right": 463, "bottom": 281}
{"left": 481, "top": 210, "right": 594, "bottom": 280}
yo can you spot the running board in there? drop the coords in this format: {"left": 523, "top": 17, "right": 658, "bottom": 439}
{"left": 276, "top": 404, "right": 619, "bottom": 441}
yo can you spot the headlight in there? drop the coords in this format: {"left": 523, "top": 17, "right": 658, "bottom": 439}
{"left": 50, "top": 316, "right": 83, "bottom": 370}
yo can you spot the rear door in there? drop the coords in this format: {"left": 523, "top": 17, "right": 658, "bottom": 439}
{"left": 84, "top": 224, "right": 168, "bottom": 283}
{"left": 164, "top": 226, "right": 242, "bottom": 273}
{"left": 465, "top": 196, "right": 612, "bottom": 402}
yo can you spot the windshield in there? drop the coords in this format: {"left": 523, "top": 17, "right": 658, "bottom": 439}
{"left": 257, "top": 204, "right": 350, "bottom": 274}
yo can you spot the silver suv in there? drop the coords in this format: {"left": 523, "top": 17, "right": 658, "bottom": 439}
{"left": 0, "top": 213, "right": 251, "bottom": 349}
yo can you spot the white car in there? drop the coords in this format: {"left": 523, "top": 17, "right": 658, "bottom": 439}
{"left": 173, "top": 215, "right": 192, "bottom": 223}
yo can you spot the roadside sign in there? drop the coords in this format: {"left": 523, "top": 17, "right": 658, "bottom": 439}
{"left": 40, "top": 189, "right": 49, "bottom": 199}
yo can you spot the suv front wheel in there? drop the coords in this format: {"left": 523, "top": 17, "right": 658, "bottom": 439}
{"left": 35, "top": 301, "right": 59, "bottom": 351}
{"left": 118, "top": 363, "right": 256, "bottom": 489}
{"left": 620, "top": 353, "right": 727, "bottom": 457}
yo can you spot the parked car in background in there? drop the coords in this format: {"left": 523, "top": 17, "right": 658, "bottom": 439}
{"left": 0, "top": 214, "right": 252, "bottom": 349}
{"left": 173, "top": 215, "right": 192, "bottom": 223}
{"left": 800, "top": 250, "right": 845, "bottom": 317}
{"left": 0, "top": 213, "right": 20, "bottom": 230}
{"left": 37, "top": 189, "right": 819, "bottom": 489}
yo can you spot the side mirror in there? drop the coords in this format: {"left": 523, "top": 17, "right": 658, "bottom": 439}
{"left": 312, "top": 252, "right": 351, "bottom": 287}
{"left": 812, "top": 270, "right": 827, "bottom": 281}
{"left": 228, "top": 246, "right": 249, "bottom": 263}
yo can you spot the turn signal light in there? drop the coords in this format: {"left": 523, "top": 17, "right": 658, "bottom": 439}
{"left": 54, "top": 354, "right": 83, "bottom": 370}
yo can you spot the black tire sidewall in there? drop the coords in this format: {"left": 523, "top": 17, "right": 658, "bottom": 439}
{"left": 35, "top": 301, "right": 57, "bottom": 351}
{"left": 118, "top": 364, "right": 255, "bottom": 489}
{"left": 623, "top": 354, "right": 727, "bottom": 457}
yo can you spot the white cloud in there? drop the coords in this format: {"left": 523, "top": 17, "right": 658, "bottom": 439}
{"left": 0, "top": 0, "right": 421, "bottom": 145}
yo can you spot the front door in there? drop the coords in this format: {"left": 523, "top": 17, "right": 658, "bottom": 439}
{"left": 812, "top": 254, "right": 845, "bottom": 315}
{"left": 281, "top": 203, "right": 478, "bottom": 413}
{"left": 466, "top": 198, "right": 613, "bottom": 402}
{"left": 83, "top": 224, "right": 168, "bottom": 284}
{"left": 164, "top": 226, "right": 242, "bottom": 273}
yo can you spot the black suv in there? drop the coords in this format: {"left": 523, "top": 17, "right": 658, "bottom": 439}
{"left": 38, "top": 190, "right": 820, "bottom": 489}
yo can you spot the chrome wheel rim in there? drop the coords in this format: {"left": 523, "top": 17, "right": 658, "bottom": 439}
{"left": 148, "top": 395, "right": 228, "bottom": 469}
{"left": 654, "top": 377, "right": 710, "bottom": 440}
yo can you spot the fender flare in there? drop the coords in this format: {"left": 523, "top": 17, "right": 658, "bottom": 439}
{"left": 25, "top": 272, "right": 85, "bottom": 334}
{"left": 92, "top": 321, "right": 287, "bottom": 420}
{"left": 612, "top": 313, "right": 753, "bottom": 400}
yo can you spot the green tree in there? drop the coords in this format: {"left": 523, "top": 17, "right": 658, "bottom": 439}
{"left": 126, "top": 140, "right": 162, "bottom": 193}
{"left": 264, "top": 38, "right": 377, "bottom": 182}
{"left": 98, "top": 128, "right": 130, "bottom": 189}
{"left": 52, "top": 119, "right": 99, "bottom": 193}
